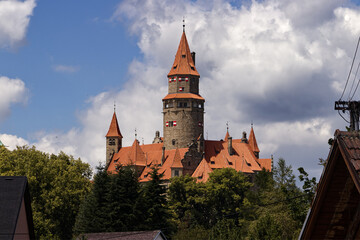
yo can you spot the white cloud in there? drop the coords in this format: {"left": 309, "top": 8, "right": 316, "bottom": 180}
{"left": 0, "top": 134, "right": 29, "bottom": 150}
{"left": 12, "top": 0, "right": 360, "bottom": 178}
{"left": 52, "top": 64, "right": 80, "bottom": 73}
{"left": 0, "top": 0, "right": 36, "bottom": 49}
{"left": 0, "top": 76, "right": 28, "bottom": 121}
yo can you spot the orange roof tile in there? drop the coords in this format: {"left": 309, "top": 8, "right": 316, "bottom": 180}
{"left": 162, "top": 93, "right": 205, "bottom": 101}
{"left": 128, "top": 140, "right": 146, "bottom": 166}
{"left": 248, "top": 126, "right": 260, "bottom": 153}
{"left": 224, "top": 131, "right": 230, "bottom": 141}
{"left": 168, "top": 31, "right": 200, "bottom": 77}
{"left": 204, "top": 139, "right": 264, "bottom": 174}
{"left": 106, "top": 112, "right": 123, "bottom": 138}
{"left": 192, "top": 158, "right": 213, "bottom": 183}
{"left": 171, "top": 148, "right": 183, "bottom": 168}
{"left": 257, "top": 158, "right": 272, "bottom": 171}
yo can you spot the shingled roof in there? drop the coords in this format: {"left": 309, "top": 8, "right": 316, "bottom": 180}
{"left": 300, "top": 130, "right": 360, "bottom": 239}
{"left": 0, "top": 176, "right": 35, "bottom": 240}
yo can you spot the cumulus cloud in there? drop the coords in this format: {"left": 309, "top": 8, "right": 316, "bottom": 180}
{"left": 52, "top": 64, "right": 80, "bottom": 73}
{"left": 0, "top": 0, "right": 36, "bottom": 49}
{"left": 15, "top": 0, "right": 360, "bottom": 176}
{"left": 0, "top": 134, "right": 29, "bottom": 150}
{"left": 0, "top": 76, "right": 28, "bottom": 121}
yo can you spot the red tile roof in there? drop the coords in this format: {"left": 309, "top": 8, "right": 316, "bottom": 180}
{"left": 248, "top": 126, "right": 260, "bottom": 153}
{"left": 168, "top": 31, "right": 200, "bottom": 77}
{"left": 191, "top": 158, "right": 213, "bottom": 183}
{"left": 108, "top": 131, "right": 271, "bottom": 182}
{"left": 106, "top": 112, "right": 123, "bottom": 138}
{"left": 162, "top": 93, "right": 205, "bottom": 101}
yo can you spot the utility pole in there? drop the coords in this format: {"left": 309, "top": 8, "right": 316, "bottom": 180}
{"left": 335, "top": 101, "right": 360, "bottom": 131}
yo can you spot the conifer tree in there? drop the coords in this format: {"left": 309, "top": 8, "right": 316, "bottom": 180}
{"left": 141, "top": 167, "right": 172, "bottom": 231}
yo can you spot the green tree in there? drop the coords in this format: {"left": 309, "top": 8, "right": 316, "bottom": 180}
{"left": 0, "top": 146, "right": 92, "bottom": 240}
{"left": 141, "top": 167, "right": 173, "bottom": 233}
{"left": 73, "top": 165, "right": 111, "bottom": 234}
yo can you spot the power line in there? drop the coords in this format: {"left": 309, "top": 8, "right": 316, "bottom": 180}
{"left": 340, "top": 36, "right": 360, "bottom": 100}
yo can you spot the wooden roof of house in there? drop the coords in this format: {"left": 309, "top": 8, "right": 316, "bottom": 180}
{"left": 0, "top": 176, "right": 35, "bottom": 240}
{"left": 300, "top": 130, "right": 360, "bottom": 239}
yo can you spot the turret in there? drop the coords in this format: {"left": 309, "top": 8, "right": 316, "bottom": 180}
{"left": 105, "top": 112, "right": 123, "bottom": 166}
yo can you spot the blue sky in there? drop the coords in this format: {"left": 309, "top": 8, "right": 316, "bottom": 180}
{"left": 1, "top": 0, "right": 139, "bottom": 135}
{"left": 2, "top": 0, "right": 360, "bottom": 180}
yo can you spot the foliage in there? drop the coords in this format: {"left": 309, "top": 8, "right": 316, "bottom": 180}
{"left": 0, "top": 146, "right": 92, "bottom": 240}
{"left": 169, "top": 159, "right": 315, "bottom": 240}
{"left": 74, "top": 165, "right": 174, "bottom": 236}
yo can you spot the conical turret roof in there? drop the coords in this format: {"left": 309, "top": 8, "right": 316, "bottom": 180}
{"left": 106, "top": 112, "right": 123, "bottom": 138}
{"left": 248, "top": 126, "right": 260, "bottom": 153}
{"left": 168, "top": 31, "right": 200, "bottom": 77}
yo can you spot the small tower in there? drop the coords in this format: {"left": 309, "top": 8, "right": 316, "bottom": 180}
{"left": 105, "top": 112, "right": 123, "bottom": 166}
{"left": 163, "top": 30, "right": 205, "bottom": 150}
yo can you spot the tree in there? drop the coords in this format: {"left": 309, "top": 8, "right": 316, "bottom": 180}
{"left": 0, "top": 146, "right": 92, "bottom": 240}
{"left": 74, "top": 164, "right": 141, "bottom": 234}
{"left": 141, "top": 167, "right": 173, "bottom": 233}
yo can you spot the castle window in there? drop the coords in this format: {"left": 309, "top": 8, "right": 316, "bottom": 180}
{"left": 109, "top": 139, "right": 115, "bottom": 145}
{"left": 184, "top": 102, "right": 188, "bottom": 107}
{"left": 172, "top": 139, "right": 176, "bottom": 145}
{"left": 174, "top": 170, "right": 179, "bottom": 176}
{"left": 193, "top": 102, "right": 197, "bottom": 107}
{"left": 210, "top": 161, "right": 215, "bottom": 164}
{"left": 198, "top": 104, "right": 202, "bottom": 108}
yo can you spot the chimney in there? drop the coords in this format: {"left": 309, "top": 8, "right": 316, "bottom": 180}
{"left": 228, "top": 136, "right": 233, "bottom": 155}
{"left": 161, "top": 146, "right": 165, "bottom": 166}
{"left": 241, "top": 131, "right": 247, "bottom": 143}
{"left": 191, "top": 52, "right": 196, "bottom": 65}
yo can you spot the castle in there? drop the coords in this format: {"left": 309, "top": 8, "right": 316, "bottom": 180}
{"left": 105, "top": 30, "right": 272, "bottom": 182}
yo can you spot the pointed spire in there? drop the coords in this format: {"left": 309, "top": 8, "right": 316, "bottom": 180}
{"left": 106, "top": 112, "right": 123, "bottom": 138}
{"left": 129, "top": 139, "right": 146, "bottom": 166}
{"left": 168, "top": 31, "right": 200, "bottom": 77}
{"left": 248, "top": 125, "right": 260, "bottom": 153}
{"left": 171, "top": 148, "right": 183, "bottom": 168}
{"left": 224, "top": 131, "right": 230, "bottom": 142}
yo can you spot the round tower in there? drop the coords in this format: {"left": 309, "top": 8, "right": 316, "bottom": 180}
{"left": 162, "top": 31, "right": 205, "bottom": 150}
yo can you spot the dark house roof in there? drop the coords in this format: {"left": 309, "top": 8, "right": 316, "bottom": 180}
{"left": 78, "top": 230, "right": 167, "bottom": 240}
{"left": 299, "top": 130, "right": 360, "bottom": 239}
{"left": 0, "top": 176, "right": 35, "bottom": 240}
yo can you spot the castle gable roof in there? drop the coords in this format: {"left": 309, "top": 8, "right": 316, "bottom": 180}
{"left": 168, "top": 31, "right": 200, "bottom": 77}
{"left": 192, "top": 158, "right": 213, "bottom": 182}
{"left": 106, "top": 112, "right": 123, "bottom": 138}
{"left": 171, "top": 148, "right": 183, "bottom": 168}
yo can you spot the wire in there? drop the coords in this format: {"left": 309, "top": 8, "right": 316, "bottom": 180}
{"left": 350, "top": 77, "right": 360, "bottom": 101}
{"left": 338, "top": 110, "right": 350, "bottom": 123}
{"left": 348, "top": 60, "right": 360, "bottom": 100}
{"left": 340, "top": 36, "right": 360, "bottom": 101}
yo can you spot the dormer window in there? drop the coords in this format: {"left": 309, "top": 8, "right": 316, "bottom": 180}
{"left": 191, "top": 66, "right": 195, "bottom": 70}
{"left": 182, "top": 55, "right": 186, "bottom": 58}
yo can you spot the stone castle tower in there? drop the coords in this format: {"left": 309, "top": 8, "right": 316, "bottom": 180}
{"left": 105, "top": 112, "right": 123, "bottom": 166}
{"left": 162, "top": 30, "right": 205, "bottom": 150}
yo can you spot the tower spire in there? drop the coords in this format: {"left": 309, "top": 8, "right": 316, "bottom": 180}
{"left": 183, "top": 17, "right": 185, "bottom": 32}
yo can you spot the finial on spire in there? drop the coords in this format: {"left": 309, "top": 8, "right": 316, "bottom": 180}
{"left": 135, "top": 128, "right": 137, "bottom": 139}
{"left": 183, "top": 17, "right": 185, "bottom": 32}
{"left": 226, "top": 121, "right": 229, "bottom": 132}
{"left": 251, "top": 120, "right": 253, "bottom": 128}
{"left": 114, "top": 100, "right": 116, "bottom": 112}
